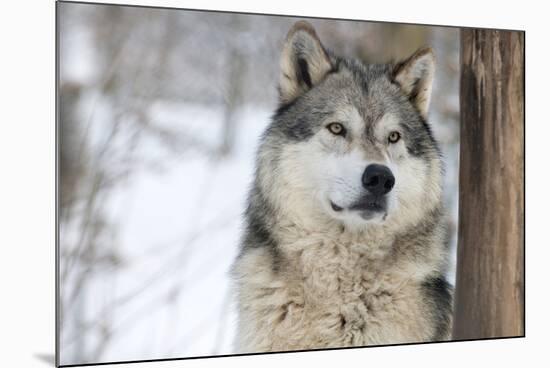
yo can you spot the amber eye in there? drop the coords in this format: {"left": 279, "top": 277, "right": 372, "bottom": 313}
{"left": 388, "top": 131, "right": 401, "bottom": 144}
{"left": 327, "top": 122, "right": 346, "bottom": 136}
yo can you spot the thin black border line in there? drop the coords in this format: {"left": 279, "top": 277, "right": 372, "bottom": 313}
{"left": 58, "top": 336, "right": 525, "bottom": 368}
{"left": 54, "top": 1, "right": 527, "bottom": 367}
{"left": 57, "top": 0, "right": 526, "bottom": 33}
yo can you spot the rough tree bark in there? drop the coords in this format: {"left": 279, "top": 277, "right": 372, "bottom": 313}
{"left": 453, "top": 29, "right": 524, "bottom": 339}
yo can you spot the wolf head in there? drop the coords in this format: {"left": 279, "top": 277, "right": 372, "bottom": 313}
{"left": 255, "top": 21, "right": 443, "bottom": 233}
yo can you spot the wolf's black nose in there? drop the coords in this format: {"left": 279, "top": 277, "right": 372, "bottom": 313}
{"left": 362, "top": 164, "right": 395, "bottom": 195}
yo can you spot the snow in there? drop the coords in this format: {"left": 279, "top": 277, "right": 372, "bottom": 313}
{"left": 60, "top": 100, "right": 271, "bottom": 364}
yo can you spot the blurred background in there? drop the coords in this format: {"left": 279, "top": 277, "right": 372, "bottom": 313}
{"left": 58, "top": 2, "right": 460, "bottom": 365}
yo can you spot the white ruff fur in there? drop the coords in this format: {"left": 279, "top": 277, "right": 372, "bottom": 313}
{"left": 232, "top": 219, "right": 447, "bottom": 352}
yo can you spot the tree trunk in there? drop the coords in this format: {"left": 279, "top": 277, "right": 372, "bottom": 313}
{"left": 453, "top": 29, "right": 524, "bottom": 340}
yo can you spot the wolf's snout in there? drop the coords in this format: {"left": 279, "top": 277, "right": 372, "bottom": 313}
{"left": 362, "top": 164, "right": 395, "bottom": 195}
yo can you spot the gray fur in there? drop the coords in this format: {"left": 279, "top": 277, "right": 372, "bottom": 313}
{"left": 232, "top": 21, "right": 453, "bottom": 353}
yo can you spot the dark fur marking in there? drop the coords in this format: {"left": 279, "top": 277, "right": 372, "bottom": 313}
{"left": 422, "top": 276, "right": 453, "bottom": 341}
{"left": 278, "top": 304, "right": 289, "bottom": 323}
{"left": 297, "top": 57, "right": 312, "bottom": 88}
{"left": 340, "top": 315, "right": 346, "bottom": 330}
{"left": 240, "top": 184, "right": 284, "bottom": 272}
{"left": 273, "top": 98, "right": 298, "bottom": 118}
{"left": 282, "top": 117, "right": 315, "bottom": 141}
{"left": 400, "top": 112, "right": 440, "bottom": 158}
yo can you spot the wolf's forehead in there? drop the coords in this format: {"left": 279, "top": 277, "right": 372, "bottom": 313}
{"left": 336, "top": 104, "right": 399, "bottom": 139}
{"left": 327, "top": 67, "right": 396, "bottom": 123}
{"left": 326, "top": 80, "right": 395, "bottom": 129}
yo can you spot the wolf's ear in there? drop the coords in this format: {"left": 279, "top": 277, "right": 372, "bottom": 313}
{"left": 392, "top": 47, "right": 435, "bottom": 119}
{"left": 279, "top": 21, "right": 333, "bottom": 104}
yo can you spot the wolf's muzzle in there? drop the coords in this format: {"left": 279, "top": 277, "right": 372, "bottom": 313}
{"left": 361, "top": 164, "right": 395, "bottom": 196}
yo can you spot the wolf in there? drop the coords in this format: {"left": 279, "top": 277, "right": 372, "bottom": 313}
{"left": 231, "top": 20, "right": 453, "bottom": 353}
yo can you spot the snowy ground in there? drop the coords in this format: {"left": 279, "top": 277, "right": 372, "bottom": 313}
{"left": 60, "top": 101, "right": 272, "bottom": 364}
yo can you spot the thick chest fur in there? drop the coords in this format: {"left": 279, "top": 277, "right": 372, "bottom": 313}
{"left": 233, "top": 237, "right": 445, "bottom": 353}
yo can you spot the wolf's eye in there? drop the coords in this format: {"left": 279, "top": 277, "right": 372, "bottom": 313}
{"left": 327, "top": 122, "right": 346, "bottom": 136}
{"left": 388, "top": 131, "right": 401, "bottom": 144}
